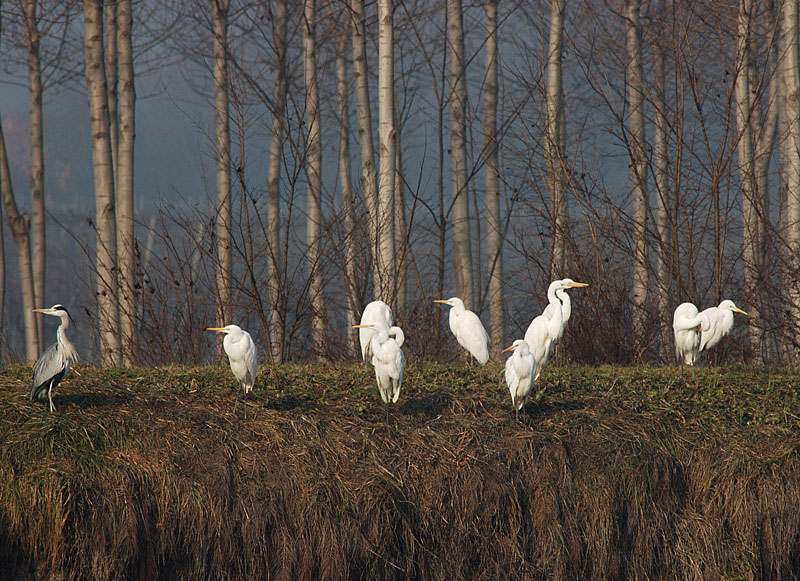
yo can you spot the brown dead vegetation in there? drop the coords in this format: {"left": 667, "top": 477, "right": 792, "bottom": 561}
{"left": 1, "top": 363, "right": 799, "bottom": 579}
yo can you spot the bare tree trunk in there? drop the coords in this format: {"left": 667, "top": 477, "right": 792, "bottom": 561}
{"left": 546, "top": 0, "right": 567, "bottom": 280}
{"left": 336, "top": 34, "right": 360, "bottom": 357}
{"left": 212, "top": 0, "right": 232, "bottom": 330}
{"left": 0, "top": 112, "right": 39, "bottom": 361}
{"left": 117, "top": 0, "right": 135, "bottom": 365}
{"left": 377, "top": 0, "right": 396, "bottom": 305}
{"left": 304, "top": 0, "right": 325, "bottom": 358}
{"left": 781, "top": 0, "right": 800, "bottom": 361}
{"left": 22, "top": 0, "right": 44, "bottom": 354}
{"left": 625, "top": 0, "right": 649, "bottom": 349}
{"left": 734, "top": 0, "right": 763, "bottom": 365}
{"left": 350, "top": 0, "right": 381, "bottom": 295}
{"left": 83, "top": 0, "right": 121, "bottom": 366}
{"left": 394, "top": 121, "right": 407, "bottom": 315}
{"left": 484, "top": 0, "right": 503, "bottom": 357}
{"left": 104, "top": 0, "right": 118, "bottom": 181}
{"left": 651, "top": 12, "right": 673, "bottom": 362}
{"left": 447, "top": 0, "right": 474, "bottom": 309}
{"left": 267, "top": 0, "right": 287, "bottom": 363}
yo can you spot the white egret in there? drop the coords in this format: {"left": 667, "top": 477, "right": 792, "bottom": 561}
{"left": 434, "top": 297, "right": 490, "bottom": 364}
{"left": 672, "top": 302, "right": 706, "bottom": 374}
{"left": 542, "top": 278, "right": 589, "bottom": 347}
{"left": 206, "top": 324, "right": 258, "bottom": 418}
{"left": 31, "top": 305, "right": 78, "bottom": 412}
{"left": 699, "top": 300, "right": 748, "bottom": 353}
{"left": 358, "top": 300, "right": 394, "bottom": 364}
{"left": 525, "top": 279, "right": 588, "bottom": 379}
{"left": 352, "top": 321, "right": 405, "bottom": 420}
{"left": 503, "top": 339, "right": 536, "bottom": 419}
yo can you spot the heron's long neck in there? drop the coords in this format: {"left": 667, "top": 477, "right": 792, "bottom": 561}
{"left": 57, "top": 318, "right": 77, "bottom": 361}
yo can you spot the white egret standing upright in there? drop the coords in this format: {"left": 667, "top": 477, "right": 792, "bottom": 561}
{"left": 672, "top": 302, "right": 707, "bottom": 377}
{"left": 206, "top": 325, "right": 258, "bottom": 418}
{"left": 358, "top": 301, "right": 394, "bottom": 364}
{"left": 699, "top": 300, "right": 748, "bottom": 354}
{"left": 434, "top": 297, "right": 490, "bottom": 364}
{"left": 503, "top": 339, "right": 537, "bottom": 419}
{"left": 31, "top": 305, "right": 78, "bottom": 412}
{"left": 525, "top": 279, "right": 588, "bottom": 380}
{"left": 352, "top": 320, "right": 405, "bottom": 421}
{"left": 542, "top": 278, "right": 589, "bottom": 348}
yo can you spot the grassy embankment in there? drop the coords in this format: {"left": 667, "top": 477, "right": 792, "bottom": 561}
{"left": 1, "top": 362, "right": 800, "bottom": 579}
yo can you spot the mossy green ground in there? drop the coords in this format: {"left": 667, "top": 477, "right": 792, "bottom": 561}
{"left": 1, "top": 363, "right": 799, "bottom": 579}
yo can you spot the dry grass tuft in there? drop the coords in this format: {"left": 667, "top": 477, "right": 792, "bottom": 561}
{"left": 1, "top": 363, "right": 799, "bottom": 579}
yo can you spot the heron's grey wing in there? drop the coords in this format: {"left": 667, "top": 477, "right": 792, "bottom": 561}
{"left": 31, "top": 342, "right": 66, "bottom": 400}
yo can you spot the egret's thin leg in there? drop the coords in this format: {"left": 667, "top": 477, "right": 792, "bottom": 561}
{"left": 243, "top": 388, "right": 248, "bottom": 420}
{"left": 234, "top": 389, "right": 240, "bottom": 415}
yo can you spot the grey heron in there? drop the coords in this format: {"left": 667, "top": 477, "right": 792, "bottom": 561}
{"left": 31, "top": 304, "right": 78, "bottom": 412}
{"left": 206, "top": 325, "right": 258, "bottom": 418}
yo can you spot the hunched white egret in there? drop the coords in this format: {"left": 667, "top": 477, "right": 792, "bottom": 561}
{"left": 206, "top": 324, "right": 258, "bottom": 418}
{"left": 353, "top": 321, "right": 405, "bottom": 420}
{"left": 358, "top": 300, "right": 394, "bottom": 364}
{"left": 525, "top": 279, "right": 588, "bottom": 380}
{"left": 31, "top": 305, "right": 78, "bottom": 412}
{"left": 699, "top": 300, "right": 748, "bottom": 353}
{"left": 434, "top": 297, "right": 490, "bottom": 364}
{"left": 503, "top": 339, "right": 536, "bottom": 419}
{"left": 672, "top": 302, "right": 706, "bottom": 374}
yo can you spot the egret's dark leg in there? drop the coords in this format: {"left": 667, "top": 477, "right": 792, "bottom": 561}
{"left": 385, "top": 400, "right": 389, "bottom": 424}
{"left": 243, "top": 388, "right": 248, "bottom": 420}
{"left": 234, "top": 389, "right": 240, "bottom": 415}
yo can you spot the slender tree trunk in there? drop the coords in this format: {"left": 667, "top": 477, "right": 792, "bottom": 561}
{"left": 212, "top": 0, "right": 232, "bottom": 330}
{"left": 447, "top": 0, "right": 474, "bottom": 308}
{"left": 336, "top": 34, "right": 360, "bottom": 357}
{"left": 734, "top": 0, "right": 763, "bottom": 365}
{"left": 83, "top": 0, "right": 121, "bottom": 365}
{"left": 781, "top": 0, "right": 800, "bottom": 361}
{"left": 304, "top": 0, "right": 325, "bottom": 358}
{"left": 22, "top": 0, "right": 44, "bottom": 354}
{"left": 104, "top": 0, "right": 118, "bottom": 181}
{"left": 0, "top": 112, "right": 39, "bottom": 361}
{"left": 484, "top": 0, "right": 503, "bottom": 357}
{"left": 652, "top": 14, "right": 673, "bottom": 362}
{"left": 394, "top": 121, "right": 407, "bottom": 315}
{"left": 377, "top": 0, "right": 396, "bottom": 305}
{"left": 267, "top": 0, "right": 288, "bottom": 363}
{"left": 625, "top": 0, "right": 649, "bottom": 349}
{"left": 350, "top": 0, "right": 381, "bottom": 296}
{"left": 117, "top": 0, "right": 135, "bottom": 365}
{"left": 546, "top": 0, "right": 567, "bottom": 281}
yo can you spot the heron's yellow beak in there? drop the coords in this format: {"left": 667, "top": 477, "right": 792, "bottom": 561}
{"left": 205, "top": 327, "right": 227, "bottom": 332}
{"left": 32, "top": 308, "right": 49, "bottom": 313}
{"left": 433, "top": 299, "right": 449, "bottom": 304}
{"left": 733, "top": 307, "right": 749, "bottom": 316}
{"left": 501, "top": 344, "right": 517, "bottom": 353}
{"left": 352, "top": 324, "right": 371, "bottom": 329}
{"left": 567, "top": 282, "right": 589, "bottom": 288}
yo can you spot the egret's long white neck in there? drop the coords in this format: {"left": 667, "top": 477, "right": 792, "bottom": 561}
{"left": 556, "top": 288, "right": 572, "bottom": 324}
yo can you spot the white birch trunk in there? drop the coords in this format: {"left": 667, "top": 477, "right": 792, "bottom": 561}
{"left": 625, "top": 0, "right": 649, "bottom": 346}
{"left": 447, "top": 0, "right": 474, "bottom": 309}
{"left": 213, "top": 0, "right": 232, "bottom": 330}
{"left": 104, "top": 0, "right": 118, "bottom": 183}
{"left": 304, "top": 0, "right": 325, "bottom": 357}
{"left": 83, "top": 0, "right": 121, "bottom": 365}
{"left": 484, "top": 0, "right": 503, "bottom": 357}
{"left": 350, "top": 0, "right": 381, "bottom": 295}
{"left": 23, "top": 0, "right": 44, "bottom": 354}
{"left": 267, "top": 0, "right": 287, "bottom": 363}
{"left": 377, "top": 0, "right": 396, "bottom": 304}
{"left": 117, "top": 0, "right": 136, "bottom": 365}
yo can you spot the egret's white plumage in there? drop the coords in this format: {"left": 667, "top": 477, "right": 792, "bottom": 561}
{"left": 359, "top": 301, "right": 394, "bottom": 364}
{"left": 353, "top": 321, "right": 405, "bottom": 407}
{"left": 434, "top": 297, "right": 490, "bottom": 364}
{"left": 31, "top": 305, "right": 78, "bottom": 412}
{"left": 699, "top": 300, "right": 748, "bottom": 353}
{"left": 503, "top": 340, "right": 536, "bottom": 416}
{"left": 525, "top": 279, "right": 588, "bottom": 379}
{"left": 542, "top": 278, "right": 588, "bottom": 347}
{"left": 206, "top": 324, "right": 258, "bottom": 417}
{"left": 672, "top": 303, "right": 706, "bottom": 367}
